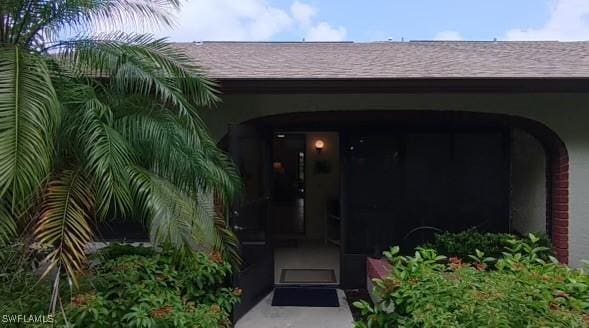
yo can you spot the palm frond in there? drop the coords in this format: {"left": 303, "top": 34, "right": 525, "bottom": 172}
{"left": 0, "top": 0, "right": 180, "bottom": 48}
{"left": 0, "top": 203, "right": 16, "bottom": 245}
{"left": 114, "top": 108, "right": 239, "bottom": 204}
{"left": 53, "top": 33, "right": 219, "bottom": 115}
{"left": 213, "top": 213, "right": 241, "bottom": 267}
{"left": 34, "top": 169, "right": 94, "bottom": 291}
{"left": 72, "top": 96, "right": 134, "bottom": 218}
{"left": 128, "top": 167, "right": 216, "bottom": 252}
{"left": 0, "top": 46, "right": 60, "bottom": 211}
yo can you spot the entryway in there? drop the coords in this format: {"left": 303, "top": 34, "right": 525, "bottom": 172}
{"left": 227, "top": 109, "right": 561, "bottom": 324}
{"left": 271, "top": 132, "right": 341, "bottom": 286}
{"left": 227, "top": 126, "right": 344, "bottom": 322}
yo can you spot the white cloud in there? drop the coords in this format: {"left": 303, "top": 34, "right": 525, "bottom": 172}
{"left": 433, "top": 30, "right": 463, "bottom": 41}
{"left": 154, "top": 0, "right": 345, "bottom": 42}
{"left": 162, "top": 0, "right": 293, "bottom": 41}
{"left": 505, "top": 0, "right": 589, "bottom": 41}
{"left": 306, "top": 22, "right": 347, "bottom": 41}
{"left": 290, "top": 0, "right": 317, "bottom": 26}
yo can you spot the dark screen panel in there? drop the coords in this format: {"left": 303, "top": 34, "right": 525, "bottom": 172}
{"left": 343, "top": 135, "right": 403, "bottom": 256}
{"left": 453, "top": 133, "right": 509, "bottom": 232}
{"left": 342, "top": 131, "right": 509, "bottom": 257}
{"left": 404, "top": 133, "right": 453, "bottom": 249}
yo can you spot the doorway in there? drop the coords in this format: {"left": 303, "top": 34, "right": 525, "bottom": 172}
{"left": 271, "top": 132, "right": 341, "bottom": 285}
{"left": 271, "top": 133, "right": 306, "bottom": 237}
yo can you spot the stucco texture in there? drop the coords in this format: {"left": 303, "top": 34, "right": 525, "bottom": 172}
{"left": 511, "top": 128, "right": 547, "bottom": 235}
{"left": 201, "top": 93, "right": 589, "bottom": 267}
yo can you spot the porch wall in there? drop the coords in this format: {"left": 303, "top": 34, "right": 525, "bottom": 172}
{"left": 510, "top": 128, "right": 547, "bottom": 235}
{"left": 202, "top": 93, "right": 589, "bottom": 267}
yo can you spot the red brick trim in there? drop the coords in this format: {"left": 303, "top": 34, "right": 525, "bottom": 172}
{"left": 549, "top": 148, "right": 569, "bottom": 264}
{"left": 367, "top": 258, "right": 391, "bottom": 280}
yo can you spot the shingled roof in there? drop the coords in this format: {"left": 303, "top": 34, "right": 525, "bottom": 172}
{"left": 171, "top": 41, "right": 589, "bottom": 79}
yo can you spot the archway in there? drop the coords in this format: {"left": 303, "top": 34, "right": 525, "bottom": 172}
{"left": 227, "top": 110, "right": 569, "bottom": 264}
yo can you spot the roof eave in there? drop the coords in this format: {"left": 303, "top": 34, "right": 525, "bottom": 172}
{"left": 216, "top": 77, "right": 589, "bottom": 94}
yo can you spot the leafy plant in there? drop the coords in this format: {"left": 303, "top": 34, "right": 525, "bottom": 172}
{"left": 0, "top": 244, "right": 241, "bottom": 327}
{"left": 423, "top": 229, "right": 553, "bottom": 261}
{"left": 95, "top": 243, "right": 156, "bottom": 261}
{"left": 355, "top": 234, "right": 589, "bottom": 328}
{"left": 65, "top": 245, "right": 240, "bottom": 327}
{"left": 0, "top": 244, "right": 58, "bottom": 327}
{"left": 0, "top": 0, "right": 241, "bottom": 312}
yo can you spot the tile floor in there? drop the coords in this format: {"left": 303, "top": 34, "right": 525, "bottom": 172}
{"left": 274, "top": 240, "right": 340, "bottom": 285}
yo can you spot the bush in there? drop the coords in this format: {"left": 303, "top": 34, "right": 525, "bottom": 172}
{"left": 65, "top": 247, "right": 240, "bottom": 327}
{"left": 0, "top": 243, "right": 59, "bottom": 327}
{"left": 423, "top": 229, "right": 553, "bottom": 261}
{"left": 0, "top": 244, "right": 240, "bottom": 327}
{"left": 355, "top": 234, "right": 589, "bottom": 328}
{"left": 95, "top": 243, "right": 156, "bottom": 260}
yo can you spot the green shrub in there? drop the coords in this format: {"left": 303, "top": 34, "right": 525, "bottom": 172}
{"left": 0, "top": 243, "right": 58, "bottom": 327}
{"left": 0, "top": 244, "right": 240, "bottom": 327}
{"left": 95, "top": 243, "right": 156, "bottom": 260}
{"left": 355, "top": 234, "right": 589, "bottom": 328}
{"left": 65, "top": 247, "right": 240, "bottom": 327}
{"left": 423, "top": 229, "right": 553, "bottom": 261}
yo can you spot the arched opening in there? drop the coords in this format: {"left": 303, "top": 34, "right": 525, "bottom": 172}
{"left": 224, "top": 110, "right": 569, "bottom": 291}
{"left": 503, "top": 114, "right": 569, "bottom": 264}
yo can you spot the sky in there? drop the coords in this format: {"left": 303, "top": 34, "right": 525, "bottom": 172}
{"left": 145, "top": 0, "right": 589, "bottom": 42}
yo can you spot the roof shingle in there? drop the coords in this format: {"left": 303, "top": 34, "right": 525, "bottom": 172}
{"left": 171, "top": 41, "right": 589, "bottom": 79}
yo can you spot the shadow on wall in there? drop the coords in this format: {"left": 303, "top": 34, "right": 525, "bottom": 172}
{"left": 511, "top": 128, "right": 547, "bottom": 235}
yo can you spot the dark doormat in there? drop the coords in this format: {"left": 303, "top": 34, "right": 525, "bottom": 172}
{"left": 271, "top": 287, "right": 340, "bottom": 307}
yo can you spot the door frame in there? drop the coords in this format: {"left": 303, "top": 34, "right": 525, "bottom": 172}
{"left": 228, "top": 123, "right": 275, "bottom": 322}
{"left": 271, "top": 129, "right": 343, "bottom": 287}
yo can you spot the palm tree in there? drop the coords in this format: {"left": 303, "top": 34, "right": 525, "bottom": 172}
{"left": 0, "top": 0, "right": 240, "bottom": 310}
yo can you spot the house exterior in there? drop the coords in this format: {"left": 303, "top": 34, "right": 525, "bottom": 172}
{"left": 174, "top": 41, "right": 589, "bottom": 318}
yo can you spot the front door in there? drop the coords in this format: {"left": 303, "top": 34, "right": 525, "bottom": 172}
{"left": 228, "top": 124, "right": 274, "bottom": 321}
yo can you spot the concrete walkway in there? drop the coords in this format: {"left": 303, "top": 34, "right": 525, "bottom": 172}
{"left": 235, "top": 289, "right": 355, "bottom": 328}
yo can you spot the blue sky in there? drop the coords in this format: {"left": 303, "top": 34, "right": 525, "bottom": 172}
{"left": 150, "top": 0, "right": 589, "bottom": 42}
{"left": 269, "top": 0, "right": 549, "bottom": 41}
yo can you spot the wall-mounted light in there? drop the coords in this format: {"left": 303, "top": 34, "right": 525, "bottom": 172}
{"left": 314, "top": 139, "right": 325, "bottom": 153}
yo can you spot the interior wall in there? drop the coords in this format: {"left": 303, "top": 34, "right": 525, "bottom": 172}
{"left": 510, "top": 128, "right": 547, "bottom": 235}
{"left": 305, "top": 132, "right": 340, "bottom": 241}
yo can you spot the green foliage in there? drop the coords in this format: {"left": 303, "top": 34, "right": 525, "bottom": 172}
{"left": 0, "top": 244, "right": 240, "bottom": 327}
{"left": 65, "top": 246, "right": 240, "bottom": 327}
{"left": 355, "top": 234, "right": 589, "bottom": 328}
{"left": 0, "top": 0, "right": 242, "bottom": 312}
{"left": 423, "top": 229, "right": 553, "bottom": 261}
{"left": 0, "top": 243, "right": 59, "bottom": 327}
{"left": 95, "top": 243, "right": 156, "bottom": 260}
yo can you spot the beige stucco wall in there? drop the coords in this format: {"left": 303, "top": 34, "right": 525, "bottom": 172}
{"left": 201, "top": 93, "right": 589, "bottom": 267}
{"left": 510, "top": 128, "right": 547, "bottom": 235}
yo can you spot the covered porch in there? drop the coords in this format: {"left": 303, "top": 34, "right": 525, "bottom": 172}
{"left": 224, "top": 109, "right": 566, "bottom": 292}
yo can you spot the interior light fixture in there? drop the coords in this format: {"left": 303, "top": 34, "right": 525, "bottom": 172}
{"left": 314, "top": 139, "right": 325, "bottom": 153}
